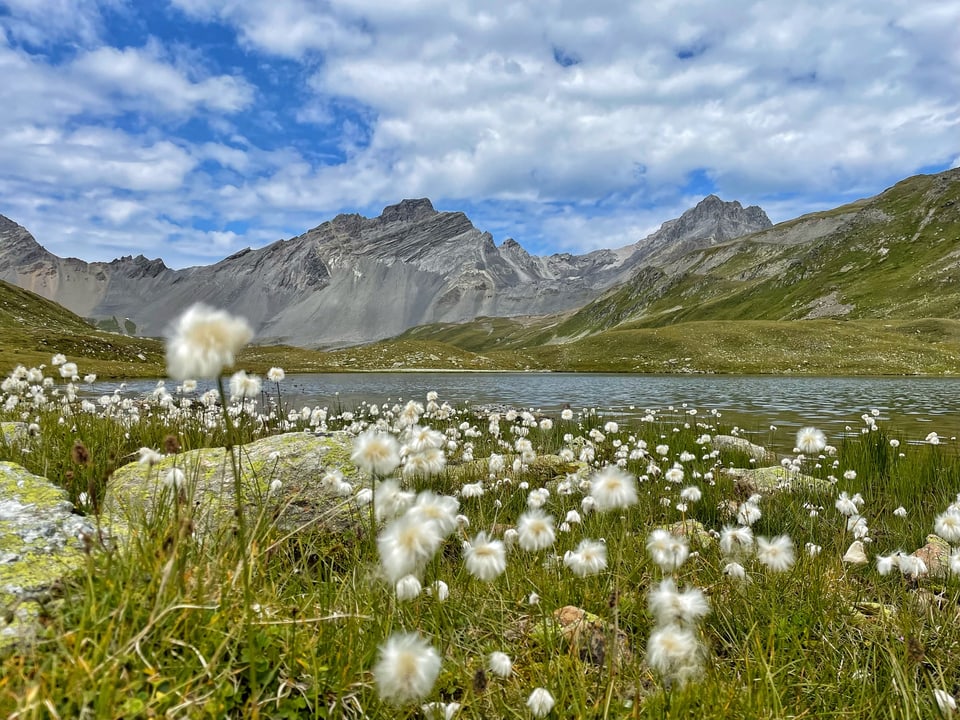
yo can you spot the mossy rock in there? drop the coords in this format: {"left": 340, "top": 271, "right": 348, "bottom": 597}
{"left": 721, "top": 466, "right": 830, "bottom": 494}
{"left": 1, "top": 422, "right": 28, "bottom": 446}
{"left": 103, "top": 431, "right": 362, "bottom": 538}
{"left": 712, "top": 435, "right": 777, "bottom": 463}
{"left": 0, "top": 461, "right": 99, "bottom": 648}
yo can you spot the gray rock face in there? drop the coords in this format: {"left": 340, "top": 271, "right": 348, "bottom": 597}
{"left": 0, "top": 461, "right": 99, "bottom": 647}
{"left": 0, "top": 197, "right": 771, "bottom": 347}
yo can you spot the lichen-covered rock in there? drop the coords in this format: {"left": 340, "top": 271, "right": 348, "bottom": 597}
{"left": 1, "top": 421, "right": 29, "bottom": 446}
{"left": 1, "top": 461, "right": 98, "bottom": 647}
{"left": 103, "top": 431, "right": 362, "bottom": 538}
{"left": 721, "top": 466, "right": 830, "bottom": 494}
{"left": 712, "top": 435, "right": 777, "bottom": 463}
{"left": 664, "top": 519, "right": 715, "bottom": 548}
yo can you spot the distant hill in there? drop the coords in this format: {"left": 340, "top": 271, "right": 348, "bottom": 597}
{"left": 0, "top": 196, "right": 770, "bottom": 348}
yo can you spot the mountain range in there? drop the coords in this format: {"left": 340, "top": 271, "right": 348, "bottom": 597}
{"left": 0, "top": 194, "right": 771, "bottom": 347}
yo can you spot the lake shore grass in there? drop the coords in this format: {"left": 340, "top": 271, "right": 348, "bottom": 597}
{"left": 3, "top": 356, "right": 960, "bottom": 718}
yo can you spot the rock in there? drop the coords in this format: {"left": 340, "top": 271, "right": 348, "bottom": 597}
{"left": 531, "top": 605, "right": 632, "bottom": 667}
{"left": 1, "top": 422, "right": 28, "bottom": 445}
{"left": 913, "top": 534, "right": 952, "bottom": 577}
{"left": 711, "top": 435, "right": 776, "bottom": 463}
{"left": 103, "top": 432, "right": 362, "bottom": 538}
{"left": 721, "top": 466, "right": 830, "bottom": 494}
{"left": 664, "top": 519, "right": 715, "bottom": 548}
{"left": 0, "top": 461, "right": 98, "bottom": 647}
{"left": 842, "top": 540, "right": 868, "bottom": 565}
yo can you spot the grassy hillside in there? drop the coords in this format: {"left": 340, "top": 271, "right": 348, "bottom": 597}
{"left": 564, "top": 169, "right": 960, "bottom": 331}
{"left": 0, "top": 279, "right": 165, "bottom": 377}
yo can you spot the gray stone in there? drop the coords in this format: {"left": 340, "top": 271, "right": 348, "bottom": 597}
{"left": 102, "top": 432, "right": 363, "bottom": 538}
{"left": 0, "top": 461, "right": 98, "bottom": 647}
{"left": 1, "top": 422, "right": 29, "bottom": 446}
{"left": 721, "top": 466, "right": 830, "bottom": 493}
{"left": 712, "top": 435, "right": 777, "bottom": 463}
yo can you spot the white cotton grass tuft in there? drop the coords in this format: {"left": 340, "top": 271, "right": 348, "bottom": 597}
{"left": 526, "top": 688, "right": 555, "bottom": 718}
{"left": 935, "top": 689, "right": 957, "bottom": 715}
{"left": 588, "top": 465, "right": 638, "bottom": 511}
{"left": 266, "top": 366, "right": 285, "bottom": 382}
{"left": 373, "top": 632, "right": 442, "bottom": 705}
{"left": 352, "top": 429, "right": 402, "bottom": 477}
{"left": 719, "top": 525, "right": 754, "bottom": 558}
{"left": 646, "top": 529, "right": 690, "bottom": 573}
{"left": 378, "top": 512, "right": 444, "bottom": 583}
{"left": 935, "top": 509, "right": 960, "bottom": 543}
{"left": 407, "top": 491, "right": 460, "bottom": 538}
{"left": 395, "top": 574, "right": 422, "bottom": 601}
{"left": 647, "top": 579, "right": 710, "bottom": 626}
{"left": 756, "top": 535, "right": 796, "bottom": 572}
{"left": 464, "top": 532, "right": 507, "bottom": 581}
{"left": 563, "top": 538, "right": 608, "bottom": 577}
{"left": 165, "top": 303, "right": 253, "bottom": 380}
{"left": 516, "top": 510, "right": 556, "bottom": 551}
{"left": 488, "top": 651, "right": 513, "bottom": 678}
{"left": 421, "top": 702, "right": 461, "bottom": 720}
{"left": 795, "top": 426, "right": 827, "bottom": 454}
{"left": 646, "top": 623, "right": 705, "bottom": 688}
{"left": 374, "top": 478, "right": 415, "bottom": 522}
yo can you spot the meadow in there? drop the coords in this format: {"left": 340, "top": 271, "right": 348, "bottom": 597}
{"left": 2, "top": 306, "right": 960, "bottom": 718}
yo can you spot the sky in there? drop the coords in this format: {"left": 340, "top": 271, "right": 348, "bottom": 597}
{"left": 0, "top": 0, "right": 958, "bottom": 269}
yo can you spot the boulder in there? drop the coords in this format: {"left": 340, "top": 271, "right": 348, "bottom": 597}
{"left": 721, "top": 466, "right": 830, "bottom": 494}
{"left": 0, "top": 461, "right": 98, "bottom": 647}
{"left": 102, "top": 431, "right": 363, "bottom": 538}
{"left": 712, "top": 435, "right": 777, "bottom": 463}
{"left": 913, "top": 534, "right": 952, "bottom": 578}
{"left": 1, "top": 422, "right": 29, "bottom": 446}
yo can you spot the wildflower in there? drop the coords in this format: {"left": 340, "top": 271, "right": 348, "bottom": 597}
{"left": 526, "top": 688, "right": 555, "bottom": 718}
{"left": 795, "top": 427, "right": 826, "bottom": 454}
{"left": 464, "top": 532, "right": 507, "bottom": 581}
{"left": 163, "top": 467, "right": 186, "bottom": 491}
{"left": 403, "top": 447, "right": 447, "bottom": 477}
{"left": 835, "top": 492, "right": 859, "bottom": 517}
{"left": 898, "top": 554, "right": 927, "bottom": 578}
{"left": 893, "top": 506, "right": 907, "bottom": 517}
{"left": 266, "top": 367, "right": 285, "bottom": 382}
{"left": 935, "top": 509, "right": 960, "bottom": 543}
{"left": 646, "top": 529, "right": 690, "bottom": 573}
{"left": 352, "top": 429, "right": 401, "bottom": 477}
{"left": 487, "top": 651, "right": 512, "bottom": 678}
{"left": 516, "top": 510, "right": 556, "bottom": 551}
{"left": 719, "top": 526, "right": 754, "bottom": 557}
{"left": 268, "top": 479, "right": 283, "bottom": 495}
{"left": 926, "top": 431, "right": 941, "bottom": 445}
{"left": 736, "top": 502, "right": 762, "bottom": 526}
{"left": 375, "top": 479, "right": 415, "bottom": 522}
{"left": 876, "top": 553, "right": 900, "bottom": 575}
{"left": 935, "top": 689, "right": 957, "bottom": 715}
{"left": 528, "top": 592, "right": 540, "bottom": 605}
{"left": 563, "top": 539, "right": 607, "bottom": 577}
{"left": 665, "top": 466, "right": 685, "bottom": 484}
{"left": 421, "top": 702, "right": 461, "bottom": 720}
{"left": 59, "top": 362, "right": 78, "bottom": 379}
{"left": 723, "top": 561, "right": 747, "bottom": 580}
{"left": 843, "top": 469, "right": 857, "bottom": 480}
{"left": 679, "top": 486, "right": 701, "bottom": 503}
{"left": 373, "top": 633, "right": 441, "bottom": 705}
{"left": 460, "top": 482, "right": 485, "bottom": 498}
{"left": 950, "top": 548, "right": 960, "bottom": 575}
{"left": 395, "top": 574, "right": 423, "bottom": 601}
{"left": 805, "top": 543, "right": 822, "bottom": 557}
{"left": 51, "top": 353, "right": 66, "bottom": 366}
{"left": 378, "top": 513, "right": 444, "bottom": 583}
{"left": 589, "top": 466, "right": 638, "bottom": 511}
{"left": 407, "top": 491, "right": 459, "bottom": 538}
{"left": 646, "top": 624, "right": 703, "bottom": 687}
{"left": 165, "top": 303, "right": 253, "bottom": 379}
{"left": 561, "top": 408, "right": 574, "bottom": 421}
{"left": 648, "top": 579, "right": 710, "bottom": 626}
{"left": 428, "top": 580, "right": 449, "bottom": 601}
{"left": 756, "top": 535, "right": 795, "bottom": 572}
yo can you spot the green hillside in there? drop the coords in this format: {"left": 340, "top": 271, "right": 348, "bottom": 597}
{"left": 0, "top": 280, "right": 165, "bottom": 376}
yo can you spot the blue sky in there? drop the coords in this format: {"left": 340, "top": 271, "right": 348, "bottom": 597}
{"left": 0, "top": 0, "right": 957, "bottom": 269}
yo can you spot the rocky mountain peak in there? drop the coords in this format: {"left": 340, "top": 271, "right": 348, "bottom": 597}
{"left": 378, "top": 198, "right": 437, "bottom": 224}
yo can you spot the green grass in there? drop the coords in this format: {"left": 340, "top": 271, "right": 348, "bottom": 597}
{"left": 4, "top": 357, "right": 960, "bottom": 717}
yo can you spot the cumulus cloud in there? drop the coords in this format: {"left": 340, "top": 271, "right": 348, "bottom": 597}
{"left": 0, "top": 0, "right": 958, "bottom": 267}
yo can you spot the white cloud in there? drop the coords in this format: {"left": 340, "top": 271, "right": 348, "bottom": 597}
{"left": 0, "top": 0, "right": 121, "bottom": 46}
{"left": 70, "top": 44, "right": 255, "bottom": 114}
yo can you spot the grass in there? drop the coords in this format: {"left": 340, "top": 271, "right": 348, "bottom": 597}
{"left": 3, "top": 354, "right": 960, "bottom": 717}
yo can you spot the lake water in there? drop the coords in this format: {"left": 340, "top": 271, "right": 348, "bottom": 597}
{"left": 102, "top": 372, "right": 960, "bottom": 444}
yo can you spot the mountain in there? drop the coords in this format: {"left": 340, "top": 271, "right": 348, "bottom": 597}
{"left": 0, "top": 196, "right": 770, "bottom": 347}
{"left": 398, "top": 168, "right": 960, "bottom": 353}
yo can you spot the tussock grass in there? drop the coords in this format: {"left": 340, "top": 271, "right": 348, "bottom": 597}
{"left": 3, "top": 359, "right": 960, "bottom": 718}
